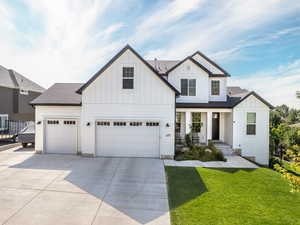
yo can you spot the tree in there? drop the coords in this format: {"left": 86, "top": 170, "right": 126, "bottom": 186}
{"left": 270, "top": 123, "right": 289, "bottom": 157}
{"left": 275, "top": 104, "right": 289, "bottom": 119}
{"left": 270, "top": 110, "right": 282, "bottom": 127}
{"left": 275, "top": 145, "right": 300, "bottom": 192}
{"left": 287, "top": 109, "right": 299, "bottom": 124}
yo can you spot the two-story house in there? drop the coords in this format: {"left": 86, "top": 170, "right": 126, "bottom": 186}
{"left": 31, "top": 45, "right": 272, "bottom": 165}
{"left": 0, "top": 65, "right": 45, "bottom": 127}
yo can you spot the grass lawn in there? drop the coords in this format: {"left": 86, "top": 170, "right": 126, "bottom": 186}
{"left": 165, "top": 167, "right": 300, "bottom": 225}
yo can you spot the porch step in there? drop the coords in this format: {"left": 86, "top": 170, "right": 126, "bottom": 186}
{"left": 214, "top": 143, "right": 235, "bottom": 156}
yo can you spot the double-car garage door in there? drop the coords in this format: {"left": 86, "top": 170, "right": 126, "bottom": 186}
{"left": 45, "top": 119, "right": 160, "bottom": 157}
{"left": 96, "top": 120, "right": 160, "bottom": 158}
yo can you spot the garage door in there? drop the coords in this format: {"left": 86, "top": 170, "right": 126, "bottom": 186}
{"left": 96, "top": 121, "right": 160, "bottom": 157}
{"left": 45, "top": 119, "right": 78, "bottom": 154}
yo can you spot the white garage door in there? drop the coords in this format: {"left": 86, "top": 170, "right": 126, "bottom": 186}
{"left": 45, "top": 119, "right": 78, "bottom": 154}
{"left": 96, "top": 121, "right": 160, "bottom": 157}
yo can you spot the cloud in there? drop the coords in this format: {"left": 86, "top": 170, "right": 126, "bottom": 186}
{"left": 0, "top": 0, "right": 299, "bottom": 111}
{"left": 132, "top": 0, "right": 206, "bottom": 44}
{"left": 143, "top": 0, "right": 300, "bottom": 59}
{"left": 229, "top": 59, "right": 300, "bottom": 108}
{"left": 211, "top": 26, "right": 300, "bottom": 62}
{"left": 0, "top": 0, "right": 124, "bottom": 88}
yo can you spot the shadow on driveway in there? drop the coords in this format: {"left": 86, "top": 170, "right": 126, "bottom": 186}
{"left": 5, "top": 153, "right": 170, "bottom": 224}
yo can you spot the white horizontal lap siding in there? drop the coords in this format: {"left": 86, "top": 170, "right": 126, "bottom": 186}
{"left": 208, "top": 77, "right": 227, "bottom": 102}
{"left": 168, "top": 60, "right": 209, "bottom": 103}
{"left": 81, "top": 49, "right": 175, "bottom": 157}
{"left": 232, "top": 95, "right": 270, "bottom": 165}
{"left": 35, "top": 106, "right": 81, "bottom": 153}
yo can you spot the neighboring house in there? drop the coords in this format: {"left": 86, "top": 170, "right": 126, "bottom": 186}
{"left": 0, "top": 65, "right": 45, "bottom": 126}
{"left": 31, "top": 45, "right": 272, "bottom": 165}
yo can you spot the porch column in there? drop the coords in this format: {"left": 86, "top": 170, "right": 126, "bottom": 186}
{"left": 185, "top": 111, "right": 192, "bottom": 134}
{"left": 207, "top": 111, "right": 212, "bottom": 142}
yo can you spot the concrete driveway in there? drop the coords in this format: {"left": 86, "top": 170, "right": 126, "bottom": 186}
{"left": 0, "top": 147, "right": 170, "bottom": 225}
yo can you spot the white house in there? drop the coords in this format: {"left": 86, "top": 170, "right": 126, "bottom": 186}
{"left": 31, "top": 45, "right": 273, "bottom": 165}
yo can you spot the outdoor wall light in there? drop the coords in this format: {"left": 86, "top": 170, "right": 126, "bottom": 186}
{"left": 166, "top": 123, "right": 170, "bottom": 127}
{"left": 86, "top": 122, "right": 90, "bottom": 126}
{"left": 37, "top": 121, "right": 41, "bottom": 125}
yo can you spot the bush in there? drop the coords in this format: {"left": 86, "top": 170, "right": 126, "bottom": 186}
{"left": 176, "top": 142, "right": 226, "bottom": 162}
{"left": 185, "top": 133, "right": 192, "bottom": 148}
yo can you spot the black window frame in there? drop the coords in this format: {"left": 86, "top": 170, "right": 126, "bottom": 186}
{"left": 181, "top": 79, "right": 196, "bottom": 96}
{"left": 211, "top": 80, "right": 220, "bottom": 95}
{"left": 246, "top": 112, "right": 256, "bottom": 135}
{"left": 122, "top": 67, "right": 134, "bottom": 89}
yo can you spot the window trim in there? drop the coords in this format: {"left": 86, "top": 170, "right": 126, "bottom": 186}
{"left": 192, "top": 112, "right": 202, "bottom": 133}
{"left": 122, "top": 66, "right": 134, "bottom": 89}
{"left": 211, "top": 80, "right": 220, "bottom": 96}
{"left": 246, "top": 112, "right": 256, "bottom": 135}
{"left": 181, "top": 79, "right": 196, "bottom": 96}
{"left": 0, "top": 114, "right": 8, "bottom": 129}
{"left": 176, "top": 112, "right": 182, "bottom": 133}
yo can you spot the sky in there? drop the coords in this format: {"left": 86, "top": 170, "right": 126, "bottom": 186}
{"left": 0, "top": 0, "right": 300, "bottom": 108}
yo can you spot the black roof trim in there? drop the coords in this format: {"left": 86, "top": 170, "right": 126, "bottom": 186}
{"left": 166, "top": 56, "right": 212, "bottom": 75}
{"left": 31, "top": 103, "right": 82, "bottom": 106}
{"left": 232, "top": 91, "right": 274, "bottom": 109}
{"left": 191, "top": 51, "right": 231, "bottom": 77}
{"left": 176, "top": 103, "right": 233, "bottom": 109}
{"left": 76, "top": 44, "right": 180, "bottom": 95}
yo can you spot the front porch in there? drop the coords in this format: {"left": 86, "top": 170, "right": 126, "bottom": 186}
{"left": 176, "top": 109, "right": 233, "bottom": 147}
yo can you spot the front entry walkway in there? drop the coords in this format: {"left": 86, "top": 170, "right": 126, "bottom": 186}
{"left": 0, "top": 147, "right": 170, "bottom": 225}
{"left": 164, "top": 155, "right": 259, "bottom": 168}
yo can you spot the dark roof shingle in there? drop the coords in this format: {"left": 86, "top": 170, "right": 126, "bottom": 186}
{"left": 0, "top": 65, "right": 44, "bottom": 92}
{"left": 31, "top": 83, "right": 82, "bottom": 106}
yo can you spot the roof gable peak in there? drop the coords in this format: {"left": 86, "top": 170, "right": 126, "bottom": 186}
{"left": 76, "top": 44, "right": 179, "bottom": 95}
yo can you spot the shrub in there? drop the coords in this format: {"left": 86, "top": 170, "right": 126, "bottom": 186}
{"left": 177, "top": 142, "right": 226, "bottom": 162}
{"left": 185, "top": 133, "right": 192, "bottom": 148}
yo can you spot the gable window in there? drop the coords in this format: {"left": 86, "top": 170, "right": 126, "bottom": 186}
{"left": 211, "top": 80, "right": 220, "bottom": 95}
{"left": 192, "top": 112, "right": 202, "bottom": 133}
{"left": 181, "top": 79, "right": 196, "bottom": 96}
{"left": 123, "top": 67, "right": 134, "bottom": 89}
{"left": 246, "top": 112, "right": 256, "bottom": 135}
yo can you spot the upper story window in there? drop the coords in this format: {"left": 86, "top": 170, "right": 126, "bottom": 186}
{"left": 211, "top": 80, "right": 220, "bottom": 95}
{"left": 181, "top": 79, "right": 196, "bottom": 96}
{"left": 122, "top": 67, "right": 134, "bottom": 89}
{"left": 246, "top": 112, "right": 256, "bottom": 135}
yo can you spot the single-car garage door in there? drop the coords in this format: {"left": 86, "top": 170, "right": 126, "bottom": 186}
{"left": 45, "top": 119, "right": 78, "bottom": 154}
{"left": 96, "top": 120, "right": 160, "bottom": 157}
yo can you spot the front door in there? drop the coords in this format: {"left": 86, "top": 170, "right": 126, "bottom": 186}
{"left": 212, "top": 113, "right": 220, "bottom": 140}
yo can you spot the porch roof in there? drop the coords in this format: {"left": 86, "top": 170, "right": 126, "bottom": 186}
{"left": 176, "top": 96, "right": 241, "bottom": 108}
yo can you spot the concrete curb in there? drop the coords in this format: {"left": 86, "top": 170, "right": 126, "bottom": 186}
{"left": 0, "top": 143, "right": 21, "bottom": 152}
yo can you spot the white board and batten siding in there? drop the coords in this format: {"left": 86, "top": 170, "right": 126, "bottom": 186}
{"left": 168, "top": 59, "right": 209, "bottom": 103}
{"left": 81, "top": 49, "right": 176, "bottom": 158}
{"left": 208, "top": 77, "right": 227, "bottom": 102}
{"left": 168, "top": 59, "right": 227, "bottom": 103}
{"left": 35, "top": 106, "right": 81, "bottom": 154}
{"left": 232, "top": 95, "right": 270, "bottom": 165}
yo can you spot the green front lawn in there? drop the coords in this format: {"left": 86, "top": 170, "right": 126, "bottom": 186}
{"left": 166, "top": 167, "right": 300, "bottom": 225}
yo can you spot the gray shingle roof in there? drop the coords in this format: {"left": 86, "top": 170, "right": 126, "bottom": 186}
{"left": 146, "top": 60, "right": 180, "bottom": 74}
{"left": 177, "top": 86, "right": 273, "bottom": 109}
{"left": 0, "top": 65, "right": 45, "bottom": 93}
{"left": 31, "top": 83, "right": 83, "bottom": 106}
